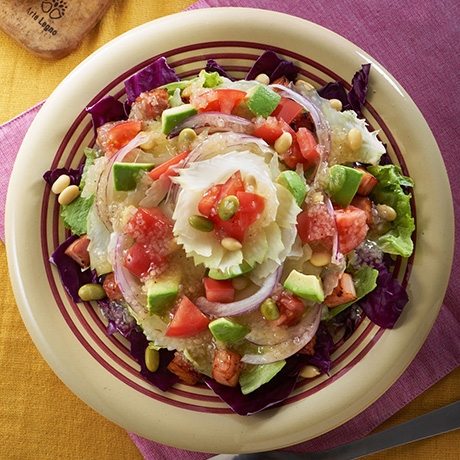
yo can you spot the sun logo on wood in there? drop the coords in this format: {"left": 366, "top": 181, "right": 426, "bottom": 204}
{"left": 41, "top": 1, "right": 68, "bottom": 20}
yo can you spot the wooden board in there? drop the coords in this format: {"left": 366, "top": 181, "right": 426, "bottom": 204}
{"left": 0, "top": 0, "right": 115, "bottom": 59}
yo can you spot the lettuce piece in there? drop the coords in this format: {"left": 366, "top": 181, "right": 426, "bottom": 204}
{"left": 367, "top": 164, "right": 415, "bottom": 257}
{"left": 124, "top": 56, "right": 180, "bottom": 104}
{"left": 60, "top": 195, "right": 94, "bottom": 236}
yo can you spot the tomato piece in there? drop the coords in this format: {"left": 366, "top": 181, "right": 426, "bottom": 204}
{"left": 253, "top": 116, "right": 294, "bottom": 145}
{"left": 147, "top": 151, "right": 189, "bottom": 181}
{"left": 296, "top": 201, "right": 336, "bottom": 245}
{"left": 124, "top": 241, "right": 168, "bottom": 279}
{"left": 217, "top": 171, "right": 245, "bottom": 200}
{"left": 271, "top": 97, "right": 303, "bottom": 124}
{"left": 123, "top": 207, "right": 174, "bottom": 279}
{"left": 165, "top": 296, "right": 210, "bottom": 338}
{"left": 351, "top": 195, "right": 373, "bottom": 225}
{"left": 203, "top": 277, "right": 235, "bottom": 303}
{"left": 335, "top": 205, "right": 369, "bottom": 254}
{"left": 198, "top": 184, "right": 222, "bottom": 217}
{"left": 296, "top": 127, "right": 320, "bottom": 168}
{"left": 105, "top": 120, "right": 142, "bottom": 155}
{"left": 190, "top": 89, "right": 247, "bottom": 114}
{"left": 271, "top": 290, "right": 306, "bottom": 327}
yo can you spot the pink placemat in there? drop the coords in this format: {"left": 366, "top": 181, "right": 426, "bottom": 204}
{"left": 2, "top": 1, "right": 459, "bottom": 458}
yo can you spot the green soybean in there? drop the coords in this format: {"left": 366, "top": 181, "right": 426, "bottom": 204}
{"left": 260, "top": 298, "right": 280, "bottom": 321}
{"left": 145, "top": 346, "right": 160, "bottom": 372}
{"left": 218, "top": 195, "right": 239, "bottom": 221}
{"left": 78, "top": 283, "right": 107, "bottom": 302}
{"left": 188, "top": 214, "right": 214, "bottom": 232}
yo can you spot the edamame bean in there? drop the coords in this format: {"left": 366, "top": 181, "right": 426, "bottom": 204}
{"left": 376, "top": 203, "right": 397, "bottom": 221}
{"left": 145, "top": 346, "right": 160, "bottom": 372}
{"left": 188, "top": 214, "right": 214, "bottom": 232}
{"left": 78, "top": 283, "right": 107, "bottom": 301}
{"left": 218, "top": 195, "right": 239, "bottom": 221}
{"left": 260, "top": 298, "right": 280, "bottom": 321}
{"left": 178, "top": 128, "right": 197, "bottom": 144}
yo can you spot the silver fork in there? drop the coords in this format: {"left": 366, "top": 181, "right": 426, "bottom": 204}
{"left": 211, "top": 399, "right": 460, "bottom": 459}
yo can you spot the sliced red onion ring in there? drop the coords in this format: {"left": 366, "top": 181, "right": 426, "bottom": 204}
{"left": 324, "top": 195, "right": 343, "bottom": 266}
{"left": 95, "top": 132, "right": 150, "bottom": 230}
{"left": 195, "top": 266, "right": 282, "bottom": 317}
{"left": 270, "top": 84, "right": 331, "bottom": 155}
{"left": 113, "top": 232, "right": 148, "bottom": 320}
{"left": 241, "top": 303, "right": 322, "bottom": 365}
{"left": 168, "top": 112, "right": 254, "bottom": 138}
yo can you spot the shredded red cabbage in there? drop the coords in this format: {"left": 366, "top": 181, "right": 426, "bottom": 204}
{"left": 129, "top": 327, "right": 179, "bottom": 391}
{"left": 246, "top": 50, "right": 298, "bottom": 82}
{"left": 49, "top": 235, "right": 96, "bottom": 302}
{"left": 205, "top": 58, "right": 235, "bottom": 81}
{"left": 43, "top": 166, "right": 83, "bottom": 187}
{"left": 86, "top": 96, "right": 127, "bottom": 134}
{"left": 124, "top": 56, "right": 180, "bottom": 104}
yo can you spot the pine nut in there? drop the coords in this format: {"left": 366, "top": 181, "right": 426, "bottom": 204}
{"left": 221, "top": 237, "right": 242, "bottom": 251}
{"left": 58, "top": 185, "right": 80, "bottom": 205}
{"left": 329, "top": 98, "right": 343, "bottom": 111}
{"left": 347, "top": 128, "right": 363, "bottom": 151}
{"left": 295, "top": 80, "right": 314, "bottom": 91}
{"left": 51, "top": 174, "right": 71, "bottom": 194}
{"left": 310, "top": 250, "right": 331, "bottom": 267}
{"left": 299, "top": 364, "right": 321, "bottom": 379}
{"left": 255, "top": 73, "right": 270, "bottom": 85}
{"left": 274, "top": 132, "right": 293, "bottom": 154}
{"left": 376, "top": 203, "right": 397, "bottom": 221}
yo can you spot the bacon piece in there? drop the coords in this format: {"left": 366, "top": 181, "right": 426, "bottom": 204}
{"left": 167, "top": 351, "right": 202, "bottom": 385}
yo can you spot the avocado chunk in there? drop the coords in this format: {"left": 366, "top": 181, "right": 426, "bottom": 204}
{"left": 283, "top": 269, "right": 325, "bottom": 303}
{"left": 276, "top": 170, "right": 308, "bottom": 206}
{"left": 113, "top": 162, "right": 155, "bottom": 191}
{"left": 208, "top": 260, "right": 253, "bottom": 280}
{"left": 161, "top": 103, "right": 197, "bottom": 135}
{"left": 239, "top": 360, "right": 286, "bottom": 395}
{"left": 327, "top": 164, "right": 364, "bottom": 207}
{"left": 208, "top": 318, "right": 250, "bottom": 343}
{"left": 246, "top": 84, "right": 281, "bottom": 118}
{"left": 147, "top": 271, "right": 180, "bottom": 315}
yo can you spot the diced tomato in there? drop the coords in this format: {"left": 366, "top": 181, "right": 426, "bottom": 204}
{"left": 253, "top": 116, "right": 294, "bottom": 145}
{"left": 271, "top": 289, "right": 306, "bottom": 327}
{"left": 355, "top": 167, "right": 379, "bottom": 196}
{"left": 271, "top": 97, "right": 303, "bottom": 124}
{"left": 203, "top": 277, "right": 235, "bottom": 303}
{"left": 296, "top": 201, "right": 336, "bottom": 246}
{"left": 147, "top": 151, "right": 189, "bottom": 181}
{"left": 197, "top": 172, "right": 265, "bottom": 242}
{"left": 323, "top": 272, "right": 357, "bottom": 308}
{"left": 335, "top": 205, "right": 369, "bottom": 254}
{"left": 102, "top": 272, "right": 123, "bottom": 302}
{"left": 190, "top": 89, "right": 246, "bottom": 114}
{"left": 296, "top": 127, "right": 320, "bottom": 168}
{"left": 165, "top": 296, "right": 210, "bottom": 338}
{"left": 123, "top": 207, "right": 174, "bottom": 279}
{"left": 105, "top": 120, "right": 142, "bottom": 156}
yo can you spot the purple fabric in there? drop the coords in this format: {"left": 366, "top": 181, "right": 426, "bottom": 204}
{"left": 1, "top": 1, "right": 459, "bottom": 457}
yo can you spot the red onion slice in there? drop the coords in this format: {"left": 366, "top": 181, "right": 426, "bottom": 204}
{"left": 95, "top": 132, "right": 150, "bottom": 230}
{"left": 195, "top": 266, "right": 282, "bottom": 317}
{"left": 270, "top": 84, "right": 331, "bottom": 155}
{"left": 113, "top": 232, "right": 148, "bottom": 320}
{"left": 168, "top": 112, "right": 254, "bottom": 138}
{"left": 241, "top": 303, "right": 322, "bottom": 365}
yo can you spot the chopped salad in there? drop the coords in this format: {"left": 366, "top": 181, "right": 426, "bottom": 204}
{"left": 44, "top": 51, "right": 414, "bottom": 415}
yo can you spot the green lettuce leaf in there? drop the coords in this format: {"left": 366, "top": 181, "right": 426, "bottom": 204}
{"left": 367, "top": 165, "right": 415, "bottom": 258}
{"left": 61, "top": 194, "right": 94, "bottom": 236}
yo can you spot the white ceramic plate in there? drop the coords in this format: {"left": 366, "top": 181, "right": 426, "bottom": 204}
{"left": 6, "top": 8, "right": 454, "bottom": 454}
